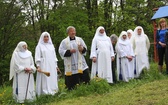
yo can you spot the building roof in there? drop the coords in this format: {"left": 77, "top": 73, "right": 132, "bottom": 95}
{"left": 151, "top": 6, "right": 168, "bottom": 20}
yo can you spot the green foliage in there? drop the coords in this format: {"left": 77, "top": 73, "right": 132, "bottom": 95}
{"left": 0, "top": 86, "right": 14, "bottom": 105}
{"left": 72, "top": 78, "right": 111, "bottom": 96}
{"left": 48, "top": 5, "right": 93, "bottom": 70}
{"left": 0, "top": 1, "right": 27, "bottom": 85}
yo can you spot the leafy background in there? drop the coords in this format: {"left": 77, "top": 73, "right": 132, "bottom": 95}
{"left": 0, "top": 0, "right": 167, "bottom": 86}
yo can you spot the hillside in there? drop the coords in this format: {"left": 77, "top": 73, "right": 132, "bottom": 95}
{"left": 1, "top": 63, "right": 168, "bottom": 105}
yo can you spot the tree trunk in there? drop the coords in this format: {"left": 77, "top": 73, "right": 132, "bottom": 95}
{"left": 92, "top": 0, "right": 98, "bottom": 29}
{"left": 86, "top": 0, "right": 92, "bottom": 30}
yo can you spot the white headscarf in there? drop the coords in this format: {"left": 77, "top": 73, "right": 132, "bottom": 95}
{"left": 118, "top": 31, "right": 130, "bottom": 45}
{"left": 93, "top": 26, "right": 109, "bottom": 41}
{"left": 127, "top": 29, "right": 135, "bottom": 44}
{"left": 127, "top": 29, "right": 134, "bottom": 39}
{"left": 38, "top": 32, "right": 53, "bottom": 45}
{"left": 134, "top": 26, "right": 145, "bottom": 36}
{"left": 9, "top": 41, "right": 31, "bottom": 80}
{"left": 37, "top": 32, "right": 54, "bottom": 50}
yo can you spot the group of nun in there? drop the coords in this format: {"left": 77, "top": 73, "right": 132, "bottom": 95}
{"left": 9, "top": 25, "right": 150, "bottom": 103}
{"left": 90, "top": 26, "right": 150, "bottom": 83}
{"left": 115, "top": 27, "right": 150, "bottom": 82}
{"left": 10, "top": 32, "right": 59, "bottom": 103}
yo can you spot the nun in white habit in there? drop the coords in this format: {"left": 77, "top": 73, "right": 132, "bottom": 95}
{"left": 10, "top": 41, "right": 36, "bottom": 103}
{"left": 35, "top": 32, "right": 58, "bottom": 96}
{"left": 116, "top": 31, "right": 134, "bottom": 82}
{"left": 127, "top": 29, "right": 135, "bottom": 79}
{"left": 90, "top": 26, "right": 115, "bottom": 83}
{"left": 133, "top": 26, "right": 150, "bottom": 78}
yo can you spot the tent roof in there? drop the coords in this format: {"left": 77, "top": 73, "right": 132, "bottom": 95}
{"left": 151, "top": 6, "right": 168, "bottom": 20}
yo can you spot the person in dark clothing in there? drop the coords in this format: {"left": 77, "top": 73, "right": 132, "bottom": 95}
{"left": 110, "top": 34, "right": 118, "bottom": 83}
{"left": 165, "top": 31, "right": 168, "bottom": 74}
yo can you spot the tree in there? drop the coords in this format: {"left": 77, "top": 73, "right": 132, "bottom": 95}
{"left": 0, "top": 0, "right": 27, "bottom": 85}
{"left": 85, "top": 0, "right": 99, "bottom": 30}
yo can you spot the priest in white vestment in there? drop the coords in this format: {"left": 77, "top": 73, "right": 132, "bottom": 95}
{"left": 133, "top": 26, "right": 150, "bottom": 78}
{"left": 35, "top": 32, "right": 58, "bottom": 96}
{"left": 90, "top": 26, "right": 115, "bottom": 83}
{"left": 10, "top": 41, "right": 36, "bottom": 103}
{"left": 116, "top": 31, "right": 134, "bottom": 82}
{"left": 59, "top": 26, "right": 90, "bottom": 90}
{"left": 127, "top": 29, "right": 135, "bottom": 79}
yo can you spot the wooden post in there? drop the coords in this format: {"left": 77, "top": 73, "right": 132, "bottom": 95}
{"left": 152, "top": 20, "right": 158, "bottom": 62}
{"left": 152, "top": 7, "right": 159, "bottom": 62}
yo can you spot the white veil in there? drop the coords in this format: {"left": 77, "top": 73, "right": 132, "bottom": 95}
{"left": 93, "top": 26, "right": 109, "bottom": 41}
{"left": 9, "top": 41, "right": 31, "bottom": 80}
{"left": 37, "top": 32, "right": 54, "bottom": 50}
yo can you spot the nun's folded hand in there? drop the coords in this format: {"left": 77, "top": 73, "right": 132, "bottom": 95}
{"left": 25, "top": 68, "right": 32, "bottom": 73}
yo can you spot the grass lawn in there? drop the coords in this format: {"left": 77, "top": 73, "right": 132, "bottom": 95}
{"left": 1, "top": 63, "right": 168, "bottom": 105}
{"left": 54, "top": 79, "right": 168, "bottom": 105}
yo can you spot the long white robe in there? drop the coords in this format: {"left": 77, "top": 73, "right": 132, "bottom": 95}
{"left": 59, "top": 36, "right": 88, "bottom": 75}
{"left": 12, "top": 52, "right": 36, "bottom": 103}
{"left": 116, "top": 31, "right": 134, "bottom": 82}
{"left": 35, "top": 32, "right": 58, "bottom": 96}
{"left": 35, "top": 44, "right": 58, "bottom": 96}
{"left": 133, "top": 26, "right": 150, "bottom": 78}
{"left": 90, "top": 36, "right": 114, "bottom": 83}
{"left": 127, "top": 29, "right": 135, "bottom": 79}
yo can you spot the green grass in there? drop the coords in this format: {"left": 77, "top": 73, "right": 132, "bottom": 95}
{"left": 1, "top": 63, "right": 168, "bottom": 105}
